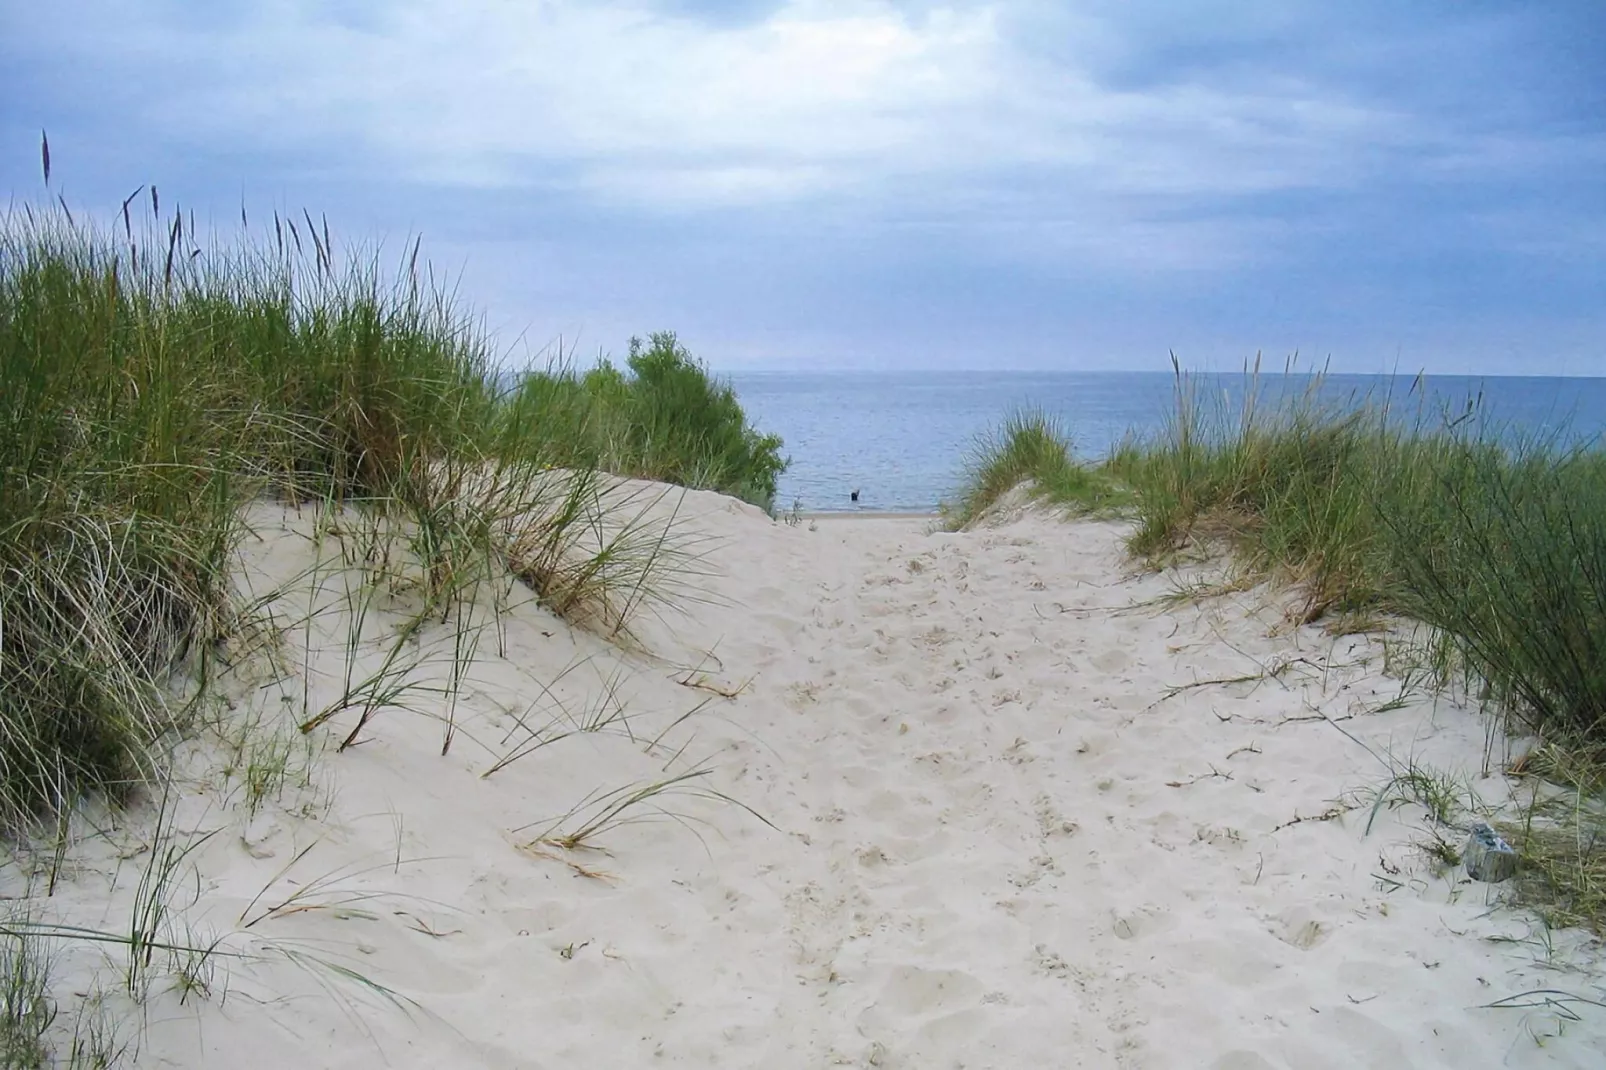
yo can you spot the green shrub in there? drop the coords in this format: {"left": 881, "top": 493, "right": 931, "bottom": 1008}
{"left": 503, "top": 332, "right": 787, "bottom": 511}
{"left": 617, "top": 332, "right": 787, "bottom": 509}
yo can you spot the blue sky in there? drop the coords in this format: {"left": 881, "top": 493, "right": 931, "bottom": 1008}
{"left": 3, "top": 1, "right": 1603, "bottom": 374}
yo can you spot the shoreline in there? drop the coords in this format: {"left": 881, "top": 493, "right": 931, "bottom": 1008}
{"left": 798, "top": 509, "right": 939, "bottom": 520}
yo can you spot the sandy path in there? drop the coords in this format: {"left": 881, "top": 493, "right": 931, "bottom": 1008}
{"left": 33, "top": 493, "right": 1606, "bottom": 1068}
{"left": 666, "top": 509, "right": 1606, "bottom": 1068}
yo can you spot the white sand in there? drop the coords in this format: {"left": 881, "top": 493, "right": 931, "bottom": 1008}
{"left": 19, "top": 485, "right": 1606, "bottom": 1067}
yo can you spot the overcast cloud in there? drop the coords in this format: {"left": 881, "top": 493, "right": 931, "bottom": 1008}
{"left": 3, "top": 1, "right": 1602, "bottom": 372}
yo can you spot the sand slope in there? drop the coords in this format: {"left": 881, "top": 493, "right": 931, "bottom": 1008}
{"left": 19, "top": 487, "right": 1606, "bottom": 1068}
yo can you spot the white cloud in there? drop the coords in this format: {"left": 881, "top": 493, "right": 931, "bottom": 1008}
{"left": 27, "top": 0, "right": 1596, "bottom": 284}
{"left": 155, "top": 2, "right": 1007, "bottom": 201}
{"left": 35, "top": 0, "right": 1406, "bottom": 212}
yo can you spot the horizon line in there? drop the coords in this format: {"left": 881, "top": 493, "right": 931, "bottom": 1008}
{"left": 713, "top": 366, "right": 1606, "bottom": 380}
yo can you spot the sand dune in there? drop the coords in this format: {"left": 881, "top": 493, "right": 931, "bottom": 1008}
{"left": 20, "top": 486, "right": 1605, "bottom": 1068}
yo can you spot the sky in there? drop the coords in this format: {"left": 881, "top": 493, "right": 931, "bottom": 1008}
{"left": 3, "top": 1, "right": 1603, "bottom": 375}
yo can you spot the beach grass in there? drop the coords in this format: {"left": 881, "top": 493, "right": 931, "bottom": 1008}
{"left": 1093, "top": 361, "right": 1606, "bottom": 928}
{"left": 0, "top": 919, "right": 53, "bottom": 1067}
{"left": 954, "top": 362, "right": 1606, "bottom": 927}
{"left": 0, "top": 179, "right": 785, "bottom": 1057}
{"left": 942, "top": 409, "right": 1131, "bottom": 529}
{"left": 0, "top": 189, "right": 780, "bottom": 827}
{"left": 0, "top": 194, "right": 489, "bottom": 827}
{"left": 1103, "top": 362, "right": 1606, "bottom": 753}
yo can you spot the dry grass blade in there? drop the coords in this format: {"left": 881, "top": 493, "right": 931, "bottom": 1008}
{"left": 1484, "top": 988, "right": 1606, "bottom": 1021}
{"left": 676, "top": 674, "right": 753, "bottom": 699}
{"left": 1500, "top": 804, "right": 1606, "bottom": 936}
{"left": 516, "top": 768, "right": 775, "bottom": 853}
{"left": 675, "top": 649, "right": 753, "bottom": 699}
{"left": 238, "top": 845, "right": 445, "bottom": 930}
{"left": 1148, "top": 656, "right": 1306, "bottom": 710}
{"left": 496, "top": 469, "right": 710, "bottom": 641}
{"left": 480, "top": 657, "right": 597, "bottom": 778}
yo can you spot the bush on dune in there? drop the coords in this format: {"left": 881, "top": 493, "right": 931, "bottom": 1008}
{"left": 505, "top": 332, "right": 787, "bottom": 512}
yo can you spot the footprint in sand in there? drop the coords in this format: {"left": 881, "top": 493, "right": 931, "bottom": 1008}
{"left": 1090, "top": 648, "right": 1132, "bottom": 673}
{"left": 864, "top": 964, "right": 985, "bottom": 1021}
{"left": 1112, "top": 905, "right": 1175, "bottom": 941}
{"left": 1268, "top": 904, "right": 1330, "bottom": 950}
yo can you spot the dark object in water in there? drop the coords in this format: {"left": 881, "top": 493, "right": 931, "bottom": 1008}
{"left": 851, "top": 488, "right": 860, "bottom": 502}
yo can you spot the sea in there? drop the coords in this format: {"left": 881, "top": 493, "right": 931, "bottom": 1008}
{"left": 724, "top": 371, "right": 1606, "bottom": 515}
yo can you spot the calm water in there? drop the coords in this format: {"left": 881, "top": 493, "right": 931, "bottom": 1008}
{"left": 725, "top": 371, "right": 1606, "bottom": 514}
